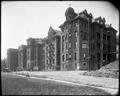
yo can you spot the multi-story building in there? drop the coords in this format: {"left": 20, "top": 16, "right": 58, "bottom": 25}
{"left": 59, "top": 7, "right": 117, "bottom": 71}
{"left": 7, "top": 48, "right": 18, "bottom": 71}
{"left": 18, "top": 45, "right": 27, "bottom": 71}
{"left": 35, "top": 38, "right": 46, "bottom": 71}
{"left": 116, "top": 34, "right": 119, "bottom": 60}
{"left": 45, "top": 26, "right": 62, "bottom": 70}
{"left": 26, "top": 38, "right": 35, "bottom": 70}
{"left": 7, "top": 7, "right": 117, "bottom": 72}
{"left": 26, "top": 38, "right": 46, "bottom": 71}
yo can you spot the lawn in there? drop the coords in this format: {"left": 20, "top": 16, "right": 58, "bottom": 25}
{"left": 1, "top": 73, "right": 111, "bottom": 95}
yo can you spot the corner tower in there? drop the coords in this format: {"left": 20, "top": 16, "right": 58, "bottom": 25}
{"left": 65, "top": 6, "right": 77, "bottom": 21}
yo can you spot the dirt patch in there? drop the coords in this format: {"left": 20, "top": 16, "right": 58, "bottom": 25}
{"left": 80, "top": 61, "right": 119, "bottom": 79}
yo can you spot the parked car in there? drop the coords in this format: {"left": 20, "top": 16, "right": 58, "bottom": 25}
{"left": 3, "top": 68, "right": 11, "bottom": 72}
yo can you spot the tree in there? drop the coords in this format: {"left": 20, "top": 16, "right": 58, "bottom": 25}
{"left": 1, "top": 58, "right": 7, "bottom": 71}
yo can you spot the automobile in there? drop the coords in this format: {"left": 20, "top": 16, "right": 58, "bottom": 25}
{"left": 3, "top": 68, "right": 11, "bottom": 72}
{"left": 26, "top": 72, "right": 30, "bottom": 77}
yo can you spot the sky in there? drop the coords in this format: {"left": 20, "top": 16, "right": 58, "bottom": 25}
{"left": 1, "top": 1, "right": 119, "bottom": 59}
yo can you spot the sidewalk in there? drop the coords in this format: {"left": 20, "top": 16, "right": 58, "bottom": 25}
{"left": 15, "top": 71, "right": 119, "bottom": 94}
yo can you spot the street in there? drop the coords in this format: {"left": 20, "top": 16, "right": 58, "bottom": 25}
{"left": 1, "top": 72, "right": 110, "bottom": 95}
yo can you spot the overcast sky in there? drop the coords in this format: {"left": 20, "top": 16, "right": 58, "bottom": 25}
{"left": 1, "top": 1, "right": 119, "bottom": 59}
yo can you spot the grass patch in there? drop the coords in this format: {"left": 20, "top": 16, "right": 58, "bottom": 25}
{"left": 1, "top": 73, "right": 111, "bottom": 95}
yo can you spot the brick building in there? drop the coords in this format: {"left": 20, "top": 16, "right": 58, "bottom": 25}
{"left": 59, "top": 7, "right": 117, "bottom": 71}
{"left": 7, "top": 48, "right": 18, "bottom": 71}
{"left": 45, "top": 26, "right": 62, "bottom": 70}
{"left": 26, "top": 38, "right": 46, "bottom": 71}
{"left": 6, "top": 7, "right": 117, "bottom": 72}
{"left": 18, "top": 45, "right": 27, "bottom": 71}
{"left": 35, "top": 38, "right": 46, "bottom": 71}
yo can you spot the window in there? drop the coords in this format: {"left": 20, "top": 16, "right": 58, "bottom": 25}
{"left": 66, "top": 42, "right": 68, "bottom": 50}
{"left": 69, "top": 33, "right": 71, "bottom": 37}
{"left": 62, "top": 55, "right": 65, "bottom": 62}
{"left": 108, "top": 45, "right": 110, "bottom": 52}
{"left": 103, "top": 44, "right": 106, "bottom": 50}
{"left": 97, "top": 53, "right": 100, "bottom": 61}
{"left": 107, "top": 36, "right": 110, "bottom": 41}
{"left": 75, "top": 63, "right": 77, "bottom": 69}
{"left": 76, "top": 22, "right": 79, "bottom": 29}
{"left": 82, "top": 32, "right": 88, "bottom": 40}
{"left": 93, "top": 44, "right": 95, "bottom": 50}
{"left": 83, "top": 53, "right": 86, "bottom": 60}
{"left": 27, "top": 63, "right": 29, "bottom": 68}
{"left": 47, "top": 46, "right": 49, "bottom": 51}
{"left": 68, "top": 24, "right": 71, "bottom": 29}
{"left": 47, "top": 53, "right": 49, "bottom": 57}
{"left": 91, "top": 44, "right": 95, "bottom": 50}
{"left": 69, "top": 42, "right": 71, "bottom": 48}
{"left": 103, "top": 54, "right": 106, "bottom": 60}
{"left": 62, "top": 35, "right": 64, "bottom": 42}
{"left": 27, "top": 55, "right": 29, "bottom": 60}
{"left": 97, "top": 33, "right": 100, "bottom": 39}
{"left": 65, "top": 34, "right": 67, "bottom": 40}
{"left": 74, "top": 31, "right": 77, "bottom": 38}
{"left": 50, "top": 59, "right": 52, "bottom": 65}
{"left": 52, "top": 44, "right": 55, "bottom": 50}
{"left": 74, "top": 42, "right": 77, "bottom": 49}
{"left": 53, "top": 59, "right": 54, "bottom": 64}
{"left": 69, "top": 54, "right": 72, "bottom": 60}
{"left": 27, "top": 50, "right": 29, "bottom": 55}
{"left": 97, "top": 43, "right": 100, "bottom": 49}
{"left": 47, "top": 60, "right": 48, "bottom": 64}
{"left": 91, "top": 55, "right": 95, "bottom": 62}
{"left": 62, "top": 43, "right": 64, "bottom": 52}
{"left": 83, "top": 63, "right": 86, "bottom": 66}
{"left": 66, "top": 54, "right": 68, "bottom": 60}
{"left": 103, "top": 34, "right": 106, "bottom": 40}
{"left": 74, "top": 53, "right": 77, "bottom": 60}
{"left": 82, "top": 43, "right": 88, "bottom": 48}
{"left": 85, "top": 23, "right": 87, "bottom": 29}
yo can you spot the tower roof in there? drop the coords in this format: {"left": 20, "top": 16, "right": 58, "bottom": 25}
{"left": 65, "top": 6, "right": 75, "bottom": 16}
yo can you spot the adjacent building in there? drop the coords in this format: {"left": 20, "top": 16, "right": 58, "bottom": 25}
{"left": 26, "top": 38, "right": 36, "bottom": 70}
{"left": 35, "top": 38, "right": 46, "bottom": 71}
{"left": 7, "top": 48, "right": 18, "bottom": 71}
{"left": 45, "top": 26, "right": 62, "bottom": 70}
{"left": 59, "top": 7, "right": 117, "bottom": 71}
{"left": 18, "top": 45, "right": 27, "bottom": 71}
{"left": 26, "top": 38, "right": 46, "bottom": 71}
